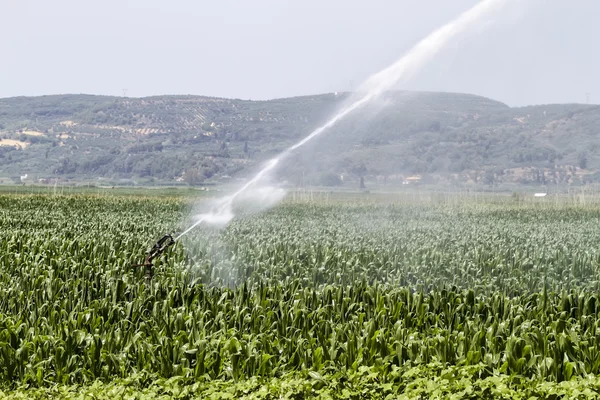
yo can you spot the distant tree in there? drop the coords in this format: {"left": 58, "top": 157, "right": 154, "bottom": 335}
{"left": 351, "top": 163, "right": 367, "bottom": 189}
{"left": 219, "top": 142, "right": 230, "bottom": 158}
{"left": 483, "top": 169, "right": 495, "bottom": 186}
{"left": 243, "top": 140, "right": 248, "bottom": 154}
{"left": 541, "top": 169, "right": 546, "bottom": 185}
{"left": 578, "top": 152, "right": 588, "bottom": 169}
{"left": 183, "top": 168, "right": 203, "bottom": 185}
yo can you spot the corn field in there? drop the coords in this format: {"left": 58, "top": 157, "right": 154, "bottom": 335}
{"left": 2, "top": 194, "right": 600, "bottom": 399}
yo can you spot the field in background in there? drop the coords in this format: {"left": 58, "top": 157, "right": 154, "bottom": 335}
{"left": 2, "top": 191, "right": 600, "bottom": 398}
{"left": 7, "top": 182, "right": 600, "bottom": 205}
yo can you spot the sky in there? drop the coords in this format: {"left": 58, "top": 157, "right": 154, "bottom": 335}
{"left": 1, "top": 0, "right": 599, "bottom": 106}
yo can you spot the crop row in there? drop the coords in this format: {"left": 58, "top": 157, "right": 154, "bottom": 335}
{"left": 1, "top": 195, "right": 600, "bottom": 389}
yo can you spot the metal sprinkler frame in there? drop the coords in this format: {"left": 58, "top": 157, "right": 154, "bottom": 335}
{"left": 132, "top": 234, "right": 175, "bottom": 281}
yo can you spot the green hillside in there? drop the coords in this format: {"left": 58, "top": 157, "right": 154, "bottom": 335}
{"left": 0, "top": 92, "right": 598, "bottom": 187}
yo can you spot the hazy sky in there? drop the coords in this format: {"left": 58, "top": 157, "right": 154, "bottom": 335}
{"left": 2, "top": 0, "right": 599, "bottom": 106}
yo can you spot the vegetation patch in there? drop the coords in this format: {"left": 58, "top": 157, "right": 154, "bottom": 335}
{"left": 2, "top": 194, "right": 600, "bottom": 397}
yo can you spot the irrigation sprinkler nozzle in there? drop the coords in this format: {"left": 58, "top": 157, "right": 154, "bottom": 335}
{"left": 132, "top": 234, "right": 175, "bottom": 280}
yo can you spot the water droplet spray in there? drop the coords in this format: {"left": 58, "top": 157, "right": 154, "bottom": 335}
{"left": 177, "top": 0, "right": 513, "bottom": 239}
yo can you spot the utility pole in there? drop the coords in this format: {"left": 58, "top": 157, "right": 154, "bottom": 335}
{"left": 585, "top": 92, "right": 591, "bottom": 104}
{"left": 122, "top": 88, "right": 128, "bottom": 97}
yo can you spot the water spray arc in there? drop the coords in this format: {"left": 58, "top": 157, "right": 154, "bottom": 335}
{"left": 135, "top": 0, "right": 512, "bottom": 273}
{"left": 177, "top": 0, "right": 510, "bottom": 234}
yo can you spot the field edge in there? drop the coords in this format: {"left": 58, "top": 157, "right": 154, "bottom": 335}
{"left": 2, "top": 365, "right": 600, "bottom": 399}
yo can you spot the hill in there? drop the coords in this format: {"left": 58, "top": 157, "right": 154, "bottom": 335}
{"left": 0, "top": 91, "right": 599, "bottom": 187}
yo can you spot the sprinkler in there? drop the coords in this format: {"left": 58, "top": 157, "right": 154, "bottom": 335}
{"left": 132, "top": 234, "right": 175, "bottom": 280}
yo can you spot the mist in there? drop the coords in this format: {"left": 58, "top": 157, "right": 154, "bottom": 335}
{"left": 175, "top": 0, "right": 520, "bottom": 241}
